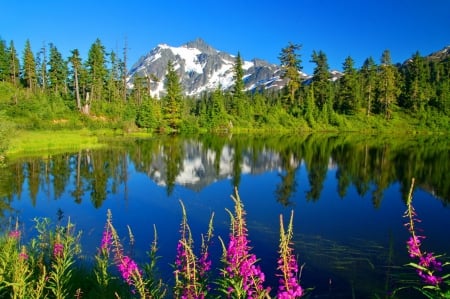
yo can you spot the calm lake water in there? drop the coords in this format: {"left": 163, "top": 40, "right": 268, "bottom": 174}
{"left": 0, "top": 133, "right": 449, "bottom": 298}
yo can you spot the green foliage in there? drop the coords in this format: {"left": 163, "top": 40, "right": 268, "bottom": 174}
{"left": 7, "top": 41, "right": 20, "bottom": 88}
{"left": 86, "top": 39, "right": 107, "bottom": 101}
{"left": 311, "top": 50, "right": 331, "bottom": 109}
{"left": 0, "top": 111, "right": 15, "bottom": 157}
{"left": 136, "top": 97, "right": 157, "bottom": 129}
{"left": 360, "top": 57, "right": 377, "bottom": 116}
{"left": 47, "top": 44, "right": 68, "bottom": 95}
{"left": 0, "top": 39, "right": 10, "bottom": 82}
{"left": 375, "top": 50, "right": 401, "bottom": 119}
{"left": 162, "top": 60, "right": 183, "bottom": 131}
{"left": 337, "top": 56, "right": 360, "bottom": 114}
{"left": 279, "top": 42, "right": 303, "bottom": 107}
{"left": 22, "top": 39, "right": 37, "bottom": 91}
{"left": 0, "top": 36, "right": 448, "bottom": 137}
{"left": 232, "top": 52, "right": 245, "bottom": 101}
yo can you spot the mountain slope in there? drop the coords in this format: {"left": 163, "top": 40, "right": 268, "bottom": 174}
{"left": 127, "top": 38, "right": 284, "bottom": 97}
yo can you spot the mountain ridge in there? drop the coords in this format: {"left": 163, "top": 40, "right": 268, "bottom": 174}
{"left": 128, "top": 38, "right": 288, "bottom": 97}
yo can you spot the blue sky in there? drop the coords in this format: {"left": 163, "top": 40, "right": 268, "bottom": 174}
{"left": 1, "top": 0, "right": 449, "bottom": 74}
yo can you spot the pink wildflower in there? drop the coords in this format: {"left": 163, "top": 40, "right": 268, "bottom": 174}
{"left": 419, "top": 252, "right": 443, "bottom": 272}
{"left": 117, "top": 255, "right": 140, "bottom": 285}
{"left": 277, "top": 212, "right": 303, "bottom": 298}
{"left": 198, "top": 250, "right": 212, "bottom": 276}
{"left": 19, "top": 246, "right": 28, "bottom": 261}
{"left": 53, "top": 243, "right": 64, "bottom": 258}
{"left": 19, "top": 252, "right": 29, "bottom": 260}
{"left": 404, "top": 179, "right": 443, "bottom": 287}
{"left": 417, "top": 271, "right": 443, "bottom": 286}
{"left": 100, "top": 229, "right": 112, "bottom": 252}
{"left": 406, "top": 235, "right": 423, "bottom": 258}
{"left": 8, "top": 230, "right": 20, "bottom": 239}
{"left": 222, "top": 192, "right": 269, "bottom": 297}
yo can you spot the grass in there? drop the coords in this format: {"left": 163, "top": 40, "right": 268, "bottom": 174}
{"left": 5, "top": 129, "right": 106, "bottom": 159}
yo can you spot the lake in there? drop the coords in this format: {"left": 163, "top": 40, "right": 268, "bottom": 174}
{"left": 0, "top": 133, "right": 449, "bottom": 298}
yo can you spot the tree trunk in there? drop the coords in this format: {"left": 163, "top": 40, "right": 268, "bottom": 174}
{"left": 81, "top": 92, "right": 90, "bottom": 115}
{"left": 74, "top": 68, "right": 81, "bottom": 110}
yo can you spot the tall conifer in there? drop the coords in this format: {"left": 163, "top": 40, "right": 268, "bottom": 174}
{"left": 311, "top": 50, "right": 331, "bottom": 109}
{"left": 163, "top": 60, "right": 183, "bottom": 130}
{"left": 0, "top": 39, "right": 9, "bottom": 82}
{"left": 279, "top": 42, "right": 302, "bottom": 107}
{"left": 338, "top": 56, "right": 359, "bottom": 114}
{"left": 361, "top": 57, "right": 377, "bottom": 116}
{"left": 377, "top": 50, "right": 399, "bottom": 119}
{"left": 22, "top": 39, "right": 37, "bottom": 91}
{"left": 86, "top": 38, "right": 107, "bottom": 101}
{"left": 48, "top": 43, "right": 68, "bottom": 95}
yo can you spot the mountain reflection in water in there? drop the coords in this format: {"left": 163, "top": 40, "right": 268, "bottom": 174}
{"left": 0, "top": 133, "right": 448, "bottom": 298}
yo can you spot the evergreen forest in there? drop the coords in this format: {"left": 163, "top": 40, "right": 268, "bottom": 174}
{"left": 0, "top": 38, "right": 449, "bottom": 156}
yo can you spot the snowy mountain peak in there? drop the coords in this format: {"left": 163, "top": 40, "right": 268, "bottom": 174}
{"left": 128, "top": 39, "right": 282, "bottom": 97}
{"left": 184, "top": 38, "right": 217, "bottom": 54}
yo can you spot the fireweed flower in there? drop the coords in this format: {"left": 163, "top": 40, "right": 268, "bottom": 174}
{"left": 403, "top": 178, "right": 443, "bottom": 287}
{"left": 174, "top": 201, "right": 213, "bottom": 299}
{"left": 118, "top": 255, "right": 141, "bottom": 285}
{"left": 277, "top": 212, "right": 303, "bottom": 298}
{"left": 53, "top": 242, "right": 64, "bottom": 258}
{"left": 406, "top": 235, "right": 423, "bottom": 258}
{"left": 104, "top": 210, "right": 147, "bottom": 297}
{"left": 100, "top": 228, "right": 112, "bottom": 253}
{"left": 19, "top": 246, "right": 29, "bottom": 261}
{"left": 8, "top": 230, "right": 20, "bottom": 239}
{"left": 220, "top": 190, "right": 270, "bottom": 298}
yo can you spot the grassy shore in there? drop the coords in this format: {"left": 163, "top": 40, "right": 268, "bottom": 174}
{"left": 5, "top": 129, "right": 107, "bottom": 159}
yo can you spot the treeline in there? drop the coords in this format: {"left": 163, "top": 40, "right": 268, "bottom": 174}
{"left": 0, "top": 38, "right": 449, "bottom": 134}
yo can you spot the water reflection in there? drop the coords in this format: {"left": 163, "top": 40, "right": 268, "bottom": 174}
{"left": 0, "top": 134, "right": 449, "bottom": 212}
{"left": 0, "top": 133, "right": 449, "bottom": 297}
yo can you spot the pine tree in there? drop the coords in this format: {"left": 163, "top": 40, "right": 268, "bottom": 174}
{"left": 106, "top": 50, "right": 122, "bottom": 102}
{"left": 376, "top": 49, "right": 399, "bottom": 119}
{"left": 304, "top": 86, "right": 317, "bottom": 127}
{"left": 86, "top": 38, "right": 107, "bottom": 101}
{"left": 430, "top": 57, "right": 450, "bottom": 114}
{"left": 136, "top": 96, "right": 157, "bottom": 129}
{"left": 279, "top": 42, "right": 302, "bottom": 107}
{"left": 0, "top": 39, "right": 9, "bottom": 82}
{"left": 230, "top": 51, "right": 247, "bottom": 117}
{"left": 360, "top": 57, "right": 377, "bottom": 116}
{"left": 22, "top": 39, "right": 37, "bottom": 91}
{"left": 48, "top": 43, "right": 68, "bottom": 95}
{"left": 311, "top": 50, "right": 331, "bottom": 110}
{"left": 401, "top": 51, "right": 429, "bottom": 111}
{"left": 338, "top": 56, "right": 359, "bottom": 114}
{"left": 131, "top": 73, "right": 146, "bottom": 106}
{"left": 8, "top": 41, "right": 19, "bottom": 87}
{"left": 163, "top": 60, "right": 183, "bottom": 130}
{"left": 233, "top": 52, "right": 245, "bottom": 99}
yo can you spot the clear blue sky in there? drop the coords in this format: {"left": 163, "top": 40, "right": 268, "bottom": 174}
{"left": 1, "top": 0, "right": 449, "bottom": 74}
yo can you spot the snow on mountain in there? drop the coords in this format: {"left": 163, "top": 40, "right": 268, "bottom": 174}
{"left": 127, "top": 38, "right": 281, "bottom": 97}
{"left": 127, "top": 38, "right": 345, "bottom": 98}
